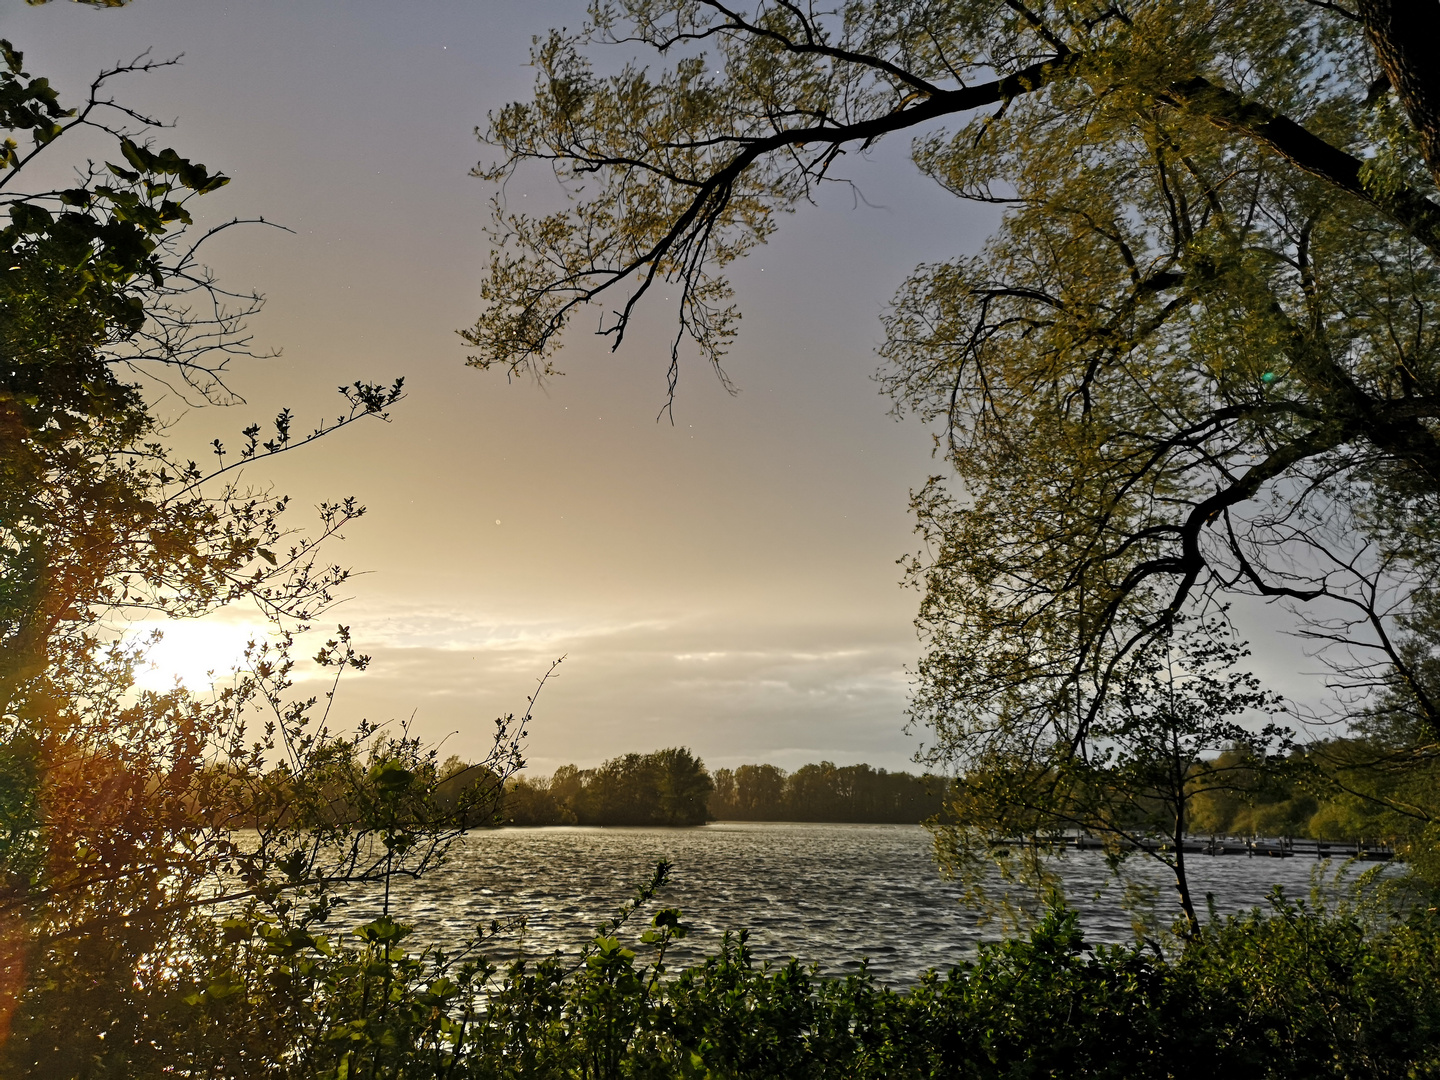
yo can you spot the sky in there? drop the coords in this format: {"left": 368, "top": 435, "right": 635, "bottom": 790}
{"left": 7, "top": 0, "right": 1007, "bottom": 774}
{"left": 7, "top": 0, "right": 1330, "bottom": 775}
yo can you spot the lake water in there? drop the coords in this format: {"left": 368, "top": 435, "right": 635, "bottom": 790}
{"left": 357, "top": 822, "right": 1368, "bottom": 985}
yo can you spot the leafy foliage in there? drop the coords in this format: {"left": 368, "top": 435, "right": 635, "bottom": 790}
{"left": 933, "top": 617, "right": 1290, "bottom": 931}
{"left": 9, "top": 3, "right": 1440, "bottom": 1073}
{"left": 506, "top": 752, "right": 950, "bottom": 826}
{"left": 84, "top": 871, "right": 1440, "bottom": 1080}
{"left": 710, "top": 760, "right": 949, "bottom": 823}
{"left": 471, "top": 0, "right": 1440, "bottom": 907}
{"left": 504, "top": 747, "right": 714, "bottom": 826}
{"left": 0, "top": 34, "right": 525, "bottom": 1074}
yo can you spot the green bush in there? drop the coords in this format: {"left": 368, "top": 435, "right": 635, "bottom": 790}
{"left": 126, "top": 868, "right": 1440, "bottom": 1080}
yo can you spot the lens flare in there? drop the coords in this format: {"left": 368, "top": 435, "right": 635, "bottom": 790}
{"left": 127, "top": 620, "right": 269, "bottom": 692}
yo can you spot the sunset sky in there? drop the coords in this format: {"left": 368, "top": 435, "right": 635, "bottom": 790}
{"left": 12, "top": 0, "right": 1321, "bottom": 774}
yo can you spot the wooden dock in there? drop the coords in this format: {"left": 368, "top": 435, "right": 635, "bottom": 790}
{"left": 1010, "top": 835, "right": 1396, "bottom": 861}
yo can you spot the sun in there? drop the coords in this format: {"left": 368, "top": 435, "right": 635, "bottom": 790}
{"left": 127, "top": 618, "right": 270, "bottom": 693}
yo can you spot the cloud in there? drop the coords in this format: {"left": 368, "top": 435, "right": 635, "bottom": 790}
{"left": 315, "top": 605, "right": 925, "bottom": 775}
{"left": 344, "top": 603, "right": 675, "bottom": 654}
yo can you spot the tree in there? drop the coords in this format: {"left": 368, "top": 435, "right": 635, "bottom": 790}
{"left": 713, "top": 760, "right": 949, "bottom": 821}
{"left": 732, "top": 762, "right": 788, "bottom": 819}
{"left": 1293, "top": 595, "right": 1440, "bottom": 886}
{"left": 471, "top": 0, "right": 1440, "bottom": 904}
{"left": 710, "top": 765, "right": 738, "bottom": 817}
{"left": 499, "top": 748, "right": 714, "bottom": 825}
{"left": 709, "top": 762, "right": 791, "bottom": 820}
{"left": 651, "top": 745, "right": 716, "bottom": 825}
{"left": 572, "top": 747, "right": 715, "bottom": 825}
{"left": 0, "top": 35, "right": 542, "bottom": 1073}
{"left": 936, "top": 617, "right": 1289, "bottom": 933}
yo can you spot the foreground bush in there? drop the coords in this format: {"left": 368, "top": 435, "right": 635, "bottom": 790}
{"left": 54, "top": 866, "right": 1437, "bottom": 1080}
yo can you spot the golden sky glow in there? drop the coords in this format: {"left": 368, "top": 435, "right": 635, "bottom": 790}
{"left": 12, "top": 0, "right": 1321, "bottom": 773}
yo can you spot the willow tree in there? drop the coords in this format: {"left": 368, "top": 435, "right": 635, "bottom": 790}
{"left": 472, "top": 0, "right": 1440, "bottom": 891}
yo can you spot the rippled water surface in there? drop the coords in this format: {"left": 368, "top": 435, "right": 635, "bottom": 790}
{"left": 359, "top": 823, "right": 1361, "bottom": 985}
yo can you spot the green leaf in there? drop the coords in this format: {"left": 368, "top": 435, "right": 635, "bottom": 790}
{"left": 0, "top": 40, "right": 23, "bottom": 75}
{"left": 220, "top": 917, "right": 252, "bottom": 944}
{"left": 8, "top": 202, "right": 52, "bottom": 233}
{"left": 368, "top": 758, "right": 414, "bottom": 790}
{"left": 119, "top": 138, "right": 151, "bottom": 173}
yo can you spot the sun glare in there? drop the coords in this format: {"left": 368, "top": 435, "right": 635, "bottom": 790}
{"left": 128, "top": 619, "right": 270, "bottom": 693}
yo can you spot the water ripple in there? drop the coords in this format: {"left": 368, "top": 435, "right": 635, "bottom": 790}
{"left": 341, "top": 823, "right": 1359, "bottom": 985}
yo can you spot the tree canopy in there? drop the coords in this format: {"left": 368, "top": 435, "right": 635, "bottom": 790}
{"left": 710, "top": 760, "right": 948, "bottom": 822}
{"left": 505, "top": 747, "right": 715, "bottom": 826}
{"left": 472, "top": 0, "right": 1440, "bottom": 904}
{"left": 0, "top": 35, "right": 539, "bottom": 1072}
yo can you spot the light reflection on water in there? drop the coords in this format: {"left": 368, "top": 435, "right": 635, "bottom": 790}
{"left": 339, "top": 822, "right": 1365, "bottom": 985}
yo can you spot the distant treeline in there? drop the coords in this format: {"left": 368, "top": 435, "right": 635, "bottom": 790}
{"left": 503, "top": 748, "right": 714, "bottom": 826}
{"left": 492, "top": 743, "right": 1411, "bottom": 838}
{"left": 709, "top": 762, "right": 948, "bottom": 823}
{"left": 226, "top": 741, "right": 1387, "bottom": 838}
{"left": 1180, "top": 744, "right": 1408, "bottom": 842}
{"left": 497, "top": 750, "right": 948, "bottom": 827}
